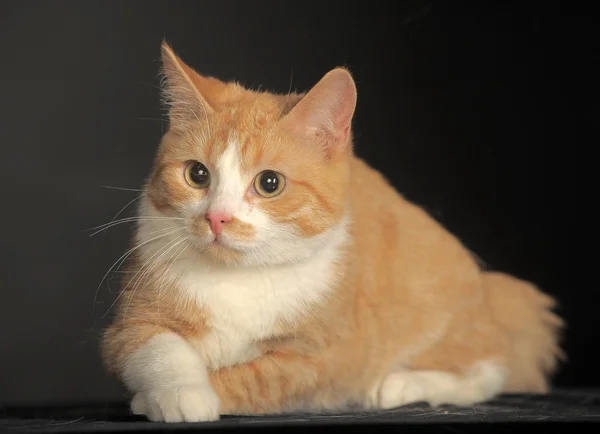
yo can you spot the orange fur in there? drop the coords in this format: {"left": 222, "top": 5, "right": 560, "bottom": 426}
{"left": 101, "top": 42, "right": 564, "bottom": 420}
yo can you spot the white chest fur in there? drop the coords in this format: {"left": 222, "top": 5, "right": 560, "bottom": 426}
{"left": 169, "top": 223, "right": 348, "bottom": 370}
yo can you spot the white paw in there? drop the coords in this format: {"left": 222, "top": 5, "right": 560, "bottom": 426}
{"left": 379, "top": 372, "right": 427, "bottom": 409}
{"left": 131, "top": 384, "right": 220, "bottom": 423}
{"left": 378, "top": 371, "right": 458, "bottom": 409}
{"left": 377, "top": 363, "right": 507, "bottom": 410}
{"left": 450, "top": 362, "right": 507, "bottom": 406}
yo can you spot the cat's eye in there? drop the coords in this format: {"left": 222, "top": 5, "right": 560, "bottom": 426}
{"left": 184, "top": 161, "right": 211, "bottom": 189}
{"left": 254, "top": 170, "right": 286, "bottom": 198}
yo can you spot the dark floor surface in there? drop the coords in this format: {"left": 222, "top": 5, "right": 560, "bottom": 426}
{"left": 2, "top": 390, "right": 599, "bottom": 433}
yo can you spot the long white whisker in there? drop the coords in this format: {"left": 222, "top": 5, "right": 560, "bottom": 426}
{"left": 118, "top": 234, "right": 186, "bottom": 297}
{"left": 87, "top": 216, "right": 184, "bottom": 237}
{"left": 88, "top": 216, "right": 184, "bottom": 230}
{"left": 101, "top": 186, "right": 145, "bottom": 192}
{"left": 100, "top": 234, "right": 186, "bottom": 320}
{"left": 157, "top": 237, "right": 189, "bottom": 289}
{"left": 156, "top": 239, "right": 191, "bottom": 315}
{"left": 146, "top": 225, "right": 186, "bottom": 237}
{"left": 121, "top": 235, "right": 188, "bottom": 320}
{"left": 91, "top": 216, "right": 185, "bottom": 229}
{"left": 110, "top": 194, "right": 145, "bottom": 223}
{"left": 91, "top": 226, "right": 186, "bottom": 319}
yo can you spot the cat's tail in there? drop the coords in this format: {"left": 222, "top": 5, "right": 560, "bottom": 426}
{"left": 482, "top": 271, "right": 565, "bottom": 393}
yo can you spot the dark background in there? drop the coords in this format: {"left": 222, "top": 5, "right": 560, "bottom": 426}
{"left": 0, "top": 1, "right": 593, "bottom": 405}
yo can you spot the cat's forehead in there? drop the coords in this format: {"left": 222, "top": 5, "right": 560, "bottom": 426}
{"left": 213, "top": 90, "right": 300, "bottom": 127}
{"left": 160, "top": 90, "right": 306, "bottom": 174}
{"left": 214, "top": 106, "right": 274, "bottom": 133}
{"left": 201, "top": 124, "right": 281, "bottom": 175}
{"left": 200, "top": 94, "right": 300, "bottom": 171}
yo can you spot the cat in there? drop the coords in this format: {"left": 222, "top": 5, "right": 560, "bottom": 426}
{"left": 100, "top": 42, "right": 565, "bottom": 423}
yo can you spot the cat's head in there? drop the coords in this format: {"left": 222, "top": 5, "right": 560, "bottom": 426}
{"left": 138, "top": 42, "right": 357, "bottom": 267}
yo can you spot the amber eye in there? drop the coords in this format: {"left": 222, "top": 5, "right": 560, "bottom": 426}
{"left": 254, "top": 170, "right": 285, "bottom": 198}
{"left": 184, "top": 161, "right": 211, "bottom": 188}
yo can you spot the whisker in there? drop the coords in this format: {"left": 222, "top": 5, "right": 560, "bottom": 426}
{"left": 110, "top": 194, "right": 145, "bottom": 224}
{"left": 146, "top": 225, "right": 186, "bottom": 237}
{"left": 156, "top": 239, "right": 191, "bottom": 314}
{"left": 94, "top": 216, "right": 185, "bottom": 228}
{"left": 121, "top": 235, "right": 188, "bottom": 320}
{"left": 86, "top": 216, "right": 185, "bottom": 237}
{"left": 101, "top": 226, "right": 186, "bottom": 275}
{"left": 159, "top": 237, "right": 190, "bottom": 286}
{"left": 87, "top": 216, "right": 182, "bottom": 231}
{"left": 100, "top": 234, "right": 186, "bottom": 320}
{"left": 117, "top": 234, "right": 186, "bottom": 296}
{"left": 100, "top": 186, "right": 144, "bottom": 192}
{"left": 91, "top": 226, "right": 186, "bottom": 319}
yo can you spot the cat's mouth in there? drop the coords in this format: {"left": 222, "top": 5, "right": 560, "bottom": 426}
{"left": 211, "top": 235, "right": 224, "bottom": 246}
{"left": 186, "top": 226, "right": 247, "bottom": 259}
{"left": 206, "top": 233, "right": 240, "bottom": 251}
{"left": 201, "top": 235, "right": 245, "bottom": 263}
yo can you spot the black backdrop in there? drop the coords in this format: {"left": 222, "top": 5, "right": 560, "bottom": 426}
{"left": 0, "top": 1, "right": 593, "bottom": 405}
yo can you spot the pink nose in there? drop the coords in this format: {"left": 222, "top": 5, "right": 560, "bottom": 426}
{"left": 206, "top": 211, "right": 232, "bottom": 236}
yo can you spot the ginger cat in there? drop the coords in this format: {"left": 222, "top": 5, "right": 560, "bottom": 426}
{"left": 100, "top": 42, "right": 564, "bottom": 422}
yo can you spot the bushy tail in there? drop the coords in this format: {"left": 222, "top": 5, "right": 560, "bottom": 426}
{"left": 483, "top": 271, "right": 565, "bottom": 393}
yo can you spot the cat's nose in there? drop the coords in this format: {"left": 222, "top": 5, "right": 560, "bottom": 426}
{"left": 205, "top": 211, "right": 232, "bottom": 236}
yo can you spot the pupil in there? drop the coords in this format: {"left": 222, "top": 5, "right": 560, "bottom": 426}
{"left": 260, "top": 171, "right": 279, "bottom": 193}
{"left": 191, "top": 163, "right": 208, "bottom": 182}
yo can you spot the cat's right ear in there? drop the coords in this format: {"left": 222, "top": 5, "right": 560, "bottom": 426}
{"left": 280, "top": 68, "right": 357, "bottom": 159}
{"left": 160, "top": 42, "right": 214, "bottom": 130}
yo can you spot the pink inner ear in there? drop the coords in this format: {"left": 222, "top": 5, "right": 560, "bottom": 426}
{"left": 284, "top": 69, "right": 357, "bottom": 150}
{"left": 333, "top": 90, "right": 356, "bottom": 142}
{"left": 160, "top": 43, "right": 216, "bottom": 128}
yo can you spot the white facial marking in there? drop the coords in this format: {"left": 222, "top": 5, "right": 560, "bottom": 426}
{"left": 210, "top": 138, "right": 247, "bottom": 217}
{"left": 137, "top": 129, "right": 348, "bottom": 264}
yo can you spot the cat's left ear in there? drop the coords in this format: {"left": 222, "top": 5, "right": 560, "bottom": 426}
{"left": 281, "top": 68, "right": 357, "bottom": 158}
{"left": 160, "top": 42, "right": 219, "bottom": 131}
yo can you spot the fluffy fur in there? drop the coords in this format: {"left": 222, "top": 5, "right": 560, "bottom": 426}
{"left": 100, "top": 42, "right": 564, "bottom": 422}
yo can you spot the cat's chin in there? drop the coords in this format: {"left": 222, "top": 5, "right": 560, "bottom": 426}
{"left": 188, "top": 237, "right": 246, "bottom": 266}
{"left": 206, "top": 243, "right": 246, "bottom": 265}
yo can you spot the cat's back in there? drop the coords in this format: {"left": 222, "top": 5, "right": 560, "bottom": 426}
{"left": 347, "top": 155, "right": 481, "bottom": 300}
{"left": 349, "top": 157, "right": 406, "bottom": 211}
{"left": 348, "top": 156, "right": 436, "bottom": 238}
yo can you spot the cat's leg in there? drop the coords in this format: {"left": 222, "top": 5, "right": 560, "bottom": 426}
{"left": 377, "top": 361, "right": 507, "bottom": 409}
{"left": 376, "top": 300, "right": 511, "bottom": 409}
{"left": 105, "top": 329, "right": 220, "bottom": 423}
{"left": 208, "top": 349, "right": 325, "bottom": 415}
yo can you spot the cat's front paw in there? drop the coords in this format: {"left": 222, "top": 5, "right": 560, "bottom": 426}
{"left": 131, "top": 384, "right": 220, "bottom": 423}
